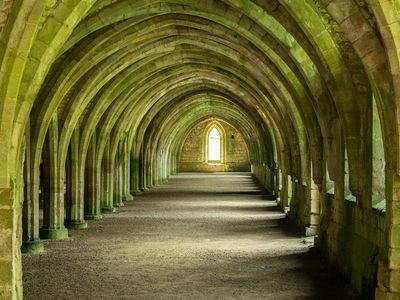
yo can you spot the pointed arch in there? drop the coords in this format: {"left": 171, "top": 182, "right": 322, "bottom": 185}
{"left": 203, "top": 121, "right": 226, "bottom": 164}
{"left": 208, "top": 127, "right": 221, "bottom": 161}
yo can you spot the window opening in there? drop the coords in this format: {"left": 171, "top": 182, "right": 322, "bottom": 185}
{"left": 326, "top": 161, "right": 334, "bottom": 195}
{"left": 208, "top": 128, "right": 221, "bottom": 161}
{"left": 344, "top": 147, "right": 356, "bottom": 202}
{"left": 372, "top": 95, "right": 386, "bottom": 211}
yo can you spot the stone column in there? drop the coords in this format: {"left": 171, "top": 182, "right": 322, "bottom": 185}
{"left": 274, "top": 166, "right": 280, "bottom": 197}
{"left": 289, "top": 178, "right": 299, "bottom": 219}
{"left": 152, "top": 156, "right": 159, "bottom": 187}
{"left": 270, "top": 165, "right": 276, "bottom": 192}
{"left": 151, "top": 158, "right": 157, "bottom": 187}
{"left": 113, "top": 139, "right": 124, "bottom": 207}
{"left": 22, "top": 122, "right": 44, "bottom": 253}
{"left": 281, "top": 175, "right": 292, "bottom": 213}
{"left": 287, "top": 176, "right": 293, "bottom": 213}
{"left": 278, "top": 173, "right": 287, "bottom": 209}
{"left": 84, "top": 133, "right": 102, "bottom": 220}
{"left": 141, "top": 146, "right": 149, "bottom": 192}
{"left": 276, "top": 169, "right": 283, "bottom": 205}
{"left": 131, "top": 141, "right": 141, "bottom": 195}
{"left": 123, "top": 137, "right": 134, "bottom": 201}
{"left": 162, "top": 152, "right": 169, "bottom": 182}
{"left": 375, "top": 174, "right": 400, "bottom": 299}
{"left": 40, "top": 116, "right": 68, "bottom": 239}
{"left": 155, "top": 159, "right": 162, "bottom": 186}
{"left": 65, "top": 128, "right": 87, "bottom": 229}
{"left": 305, "top": 179, "right": 322, "bottom": 237}
{"left": 101, "top": 140, "right": 115, "bottom": 213}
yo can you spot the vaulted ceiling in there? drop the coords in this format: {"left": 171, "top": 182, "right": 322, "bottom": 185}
{"left": 1, "top": 1, "right": 398, "bottom": 188}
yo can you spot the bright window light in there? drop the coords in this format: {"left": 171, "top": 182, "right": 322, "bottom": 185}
{"left": 208, "top": 128, "right": 221, "bottom": 161}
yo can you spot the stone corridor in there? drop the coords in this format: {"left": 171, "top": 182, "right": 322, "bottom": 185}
{"left": 23, "top": 173, "right": 353, "bottom": 299}
{"left": 2, "top": 1, "right": 400, "bottom": 298}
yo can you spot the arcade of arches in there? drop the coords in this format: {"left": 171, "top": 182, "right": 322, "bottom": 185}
{"left": 0, "top": 0, "right": 400, "bottom": 299}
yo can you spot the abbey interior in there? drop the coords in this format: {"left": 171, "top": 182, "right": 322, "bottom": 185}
{"left": 1, "top": 0, "right": 400, "bottom": 299}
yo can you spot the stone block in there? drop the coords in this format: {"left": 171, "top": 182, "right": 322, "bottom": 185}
{"left": 378, "top": 262, "right": 390, "bottom": 288}
{"left": 309, "top": 214, "right": 320, "bottom": 225}
{"left": 65, "top": 221, "right": 88, "bottom": 230}
{"left": 0, "top": 260, "right": 12, "bottom": 284}
{"left": 85, "top": 214, "right": 103, "bottom": 220}
{"left": 305, "top": 226, "right": 317, "bottom": 237}
{"left": 0, "top": 284, "right": 12, "bottom": 300}
{"left": 21, "top": 240, "right": 44, "bottom": 254}
{"left": 375, "top": 289, "right": 400, "bottom": 300}
{"left": 40, "top": 228, "right": 69, "bottom": 240}
{"left": 389, "top": 225, "right": 400, "bottom": 248}
{"left": 101, "top": 206, "right": 116, "bottom": 214}
{"left": 389, "top": 270, "right": 400, "bottom": 293}
{"left": 123, "top": 194, "right": 134, "bottom": 201}
{"left": 389, "top": 248, "right": 400, "bottom": 269}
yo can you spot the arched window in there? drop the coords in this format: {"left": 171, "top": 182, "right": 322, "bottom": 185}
{"left": 208, "top": 128, "right": 221, "bottom": 161}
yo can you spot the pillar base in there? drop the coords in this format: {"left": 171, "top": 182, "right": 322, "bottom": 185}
{"left": 141, "top": 187, "right": 150, "bottom": 192}
{"left": 39, "top": 228, "right": 69, "bottom": 240}
{"left": 85, "top": 214, "right": 103, "bottom": 220}
{"left": 305, "top": 225, "right": 318, "bottom": 237}
{"left": 123, "top": 194, "right": 134, "bottom": 201}
{"left": 114, "top": 202, "right": 124, "bottom": 207}
{"left": 132, "top": 190, "right": 142, "bottom": 196}
{"left": 21, "top": 240, "right": 44, "bottom": 254}
{"left": 101, "top": 206, "right": 116, "bottom": 213}
{"left": 65, "top": 221, "right": 88, "bottom": 230}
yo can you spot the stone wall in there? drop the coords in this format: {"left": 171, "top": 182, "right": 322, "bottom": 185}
{"left": 317, "top": 192, "right": 386, "bottom": 298}
{"left": 178, "top": 120, "right": 251, "bottom": 172}
{"left": 0, "top": 0, "right": 13, "bottom": 39}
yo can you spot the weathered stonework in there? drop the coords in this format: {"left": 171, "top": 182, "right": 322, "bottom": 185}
{"left": 179, "top": 119, "right": 251, "bottom": 173}
{"left": 0, "top": 0, "right": 13, "bottom": 38}
{"left": 0, "top": 0, "right": 399, "bottom": 298}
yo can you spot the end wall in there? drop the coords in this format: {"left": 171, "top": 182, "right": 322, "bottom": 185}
{"left": 178, "top": 120, "right": 251, "bottom": 172}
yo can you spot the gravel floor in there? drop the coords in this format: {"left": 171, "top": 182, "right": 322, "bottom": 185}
{"left": 23, "top": 173, "right": 356, "bottom": 299}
